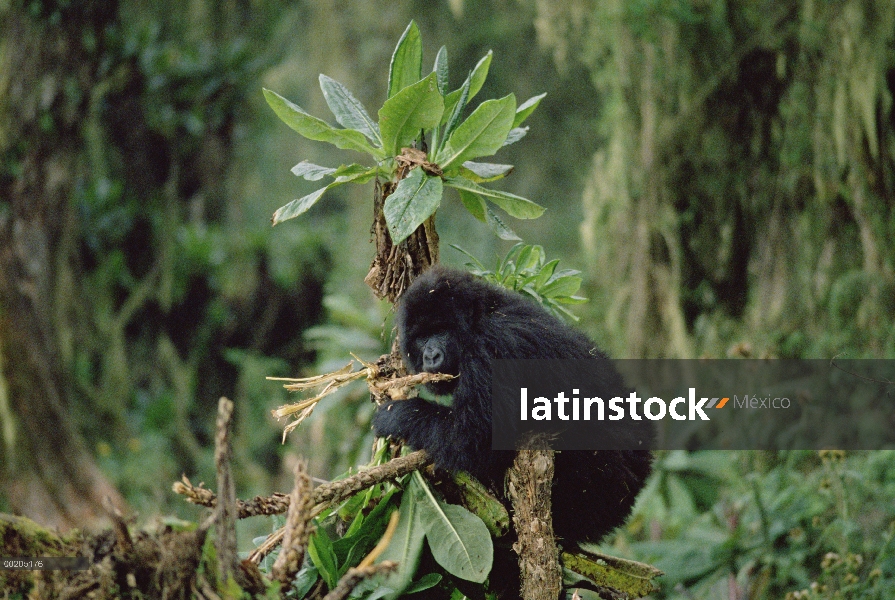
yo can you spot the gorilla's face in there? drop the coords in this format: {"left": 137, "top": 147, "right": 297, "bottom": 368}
{"left": 404, "top": 329, "right": 460, "bottom": 395}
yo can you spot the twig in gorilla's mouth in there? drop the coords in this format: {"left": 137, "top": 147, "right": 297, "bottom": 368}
{"left": 266, "top": 356, "right": 455, "bottom": 441}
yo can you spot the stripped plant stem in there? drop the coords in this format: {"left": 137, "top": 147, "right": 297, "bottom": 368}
{"left": 268, "top": 356, "right": 454, "bottom": 439}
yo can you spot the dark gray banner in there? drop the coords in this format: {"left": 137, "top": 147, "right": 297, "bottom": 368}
{"left": 491, "top": 359, "right": 895, "bottom": 450}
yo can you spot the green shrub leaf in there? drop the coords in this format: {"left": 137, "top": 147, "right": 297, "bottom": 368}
{"left": 440, "top": 75, "right": 471, "bottom": 151}
{"left": 379, "top": 73, "right": 444, "bottom": 157}
{"left": 416, "top": 478, "right": 493, "bottom": 584}
{"left": 378, "top": 478, "right": 427, "bottom": 598}
{"left": 513, "top": 93, "right": 546, "bottom": 127}
{"left": 272, "top": 186, "right": 330, "bottom": 225}
{"left": 444, "top": 175, "right": 544, "bottom": 219}
{"left": 442, "top": 50, "right": 493, "bottom": 123}
{"left": 459, "top": 161, "right": 514, "bottom": 182}
{"left": 272, "top": 166, "right": 377, "bottom": 225}
{"left": 458, "top": 191, "right": 522, "bottom": 240}
{"left": 383, "top": 168, "right": 443, "bottom": 243}
{"left": 319, "top": 74, "right": 382, "bottom": 145}
{"left": 433, "top": 45, "right": 449, "bottom": 95}
{"left": 458, "top": 189, "right": 486, "bottom": 222}
{"left": 503, "top": 126, "right": 529, "bottom": 147}
{"left": 263, "top": 88, "right": 382, "bottom": 158}
{"left": 308, "top": 528, "right": 339, "bottom": 589}
{"left": 291, "top": 161, "right": 336, "bottom": 181}
{"left": 541, "top": 275, "right": 583, "bottom": 298}
{"left": 484, "top": 203, "right": 521, "bottom": 240}
{"left": 332, "top": 164, "right": 378, "bottom": 182}
{"left": 438, "top": 94, "right": 516, "bottom": 169}
{"left": 388, "top": 20, "right": 422, "bottom": 98}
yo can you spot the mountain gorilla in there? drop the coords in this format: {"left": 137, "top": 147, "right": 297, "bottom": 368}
{"left": 373, "top": 265, "right": 653, "bottom": 546}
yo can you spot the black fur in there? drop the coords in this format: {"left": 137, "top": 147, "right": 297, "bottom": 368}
{"left": 373, "top": 265, "right": 653, "bottom": 545}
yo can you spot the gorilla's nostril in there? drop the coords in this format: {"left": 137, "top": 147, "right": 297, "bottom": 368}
{"left": 423, "top": 345, "right": 443, "bottom": 371}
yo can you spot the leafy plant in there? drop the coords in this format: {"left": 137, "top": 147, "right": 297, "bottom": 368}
{"left": 452, "top": 243, "right": 588, "bottom": 321}
{"left": 622, "top": 451, "right": 895, "bottom": 599}
{"left": 263, "top": 20, "right": 547, "bottom": 243}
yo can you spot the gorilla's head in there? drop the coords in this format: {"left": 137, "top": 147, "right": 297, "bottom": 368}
{"left": 395, "top": 266, "right": 485, "bottom": 395}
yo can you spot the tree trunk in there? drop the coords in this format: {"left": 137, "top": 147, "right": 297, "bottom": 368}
{"left": 0, "top": 2, "right": 126, "bottom": 529}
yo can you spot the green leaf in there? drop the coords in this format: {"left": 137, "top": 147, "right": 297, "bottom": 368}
{"left": 458, "top": 189, "right": 486, "bottom": 222}
{"left": 449, "top": 243, "right": 489, "bottom": 272}
{"left": 404, "top": 573, "right": 443, "bottom": 594}
{"left": 444, "top": 175, "right": 545, "bottom": 219}
{"left": 554, "top": 304, "right": 581, "bottom": 321}
{"left": 459, "top": 161, "right": 514, "bottom": 182}
{"left": 484, "top": 202, "right": 521, "bottom": 240}
{"left": 319, "top": 74, "right": 382, "bottom": 144}
{"left": 273, "top": 166, "right": 377, "bottom": 225}
{"left": 456, "top": 188, "right": 523, "bottom": 244}
{"left": 439, "top": 75, "right": 471, "bottom": 151}
{"left": 272, "top": 186, "right": 330, "bottom": 225}
{"left": 556, "top": 295, "right": 588, "bottom": 304}
{"left": 414, "top": 472, "right": 493, "bottom": 583}
{"left": 541, "top": 275, "right": 583, "bottom": 298}
{"left": 552, "top": 268, "right": 583, "bottom": 279}
{"left": 438, "top": 94, "right": 516, "bottom": 169}
{"left": 467, "top": 51, "right": 492, "bottom": 99}
{"left": 332, "top": 163, "right": 378, "bottom": 182}
{"left": 534, "top": 258, "right": 560, "bottom": 288}
{"left": 442, "top": 50, "right": 493, "bottom": 121}
{"left": 384, "top": 168, "right": 443, "bottom": 243}
{"left": 291, "top": 161, "right": 336, "bottom": 181}
{"left": 388, "top": 21, "right": 422, "bottom": 98}
{"left": 263, "top": 88, "right": 383, "bottom": 159}
{"left": 379, "top": 479, "right": 427, "bottom": 598}
{"left": 433, "top": 45, "right": 449, "bottom": 95}
{"left": 379, "top": 73, "right": 444, "bottom": 157}
{"left": 516, "top": 245, "right": 540, "bottom": 271}
{"left": 291, "top": 564, "right": 319, "bottom": 598}
{"left": 331, "top": 488, "right": 398, "bottom": 579}
{"left": 308, "top": 528, "right": 340, "bottom": 589}
{"left": 503, "top": 126, "right": 529, "bottom": 147}
{"left": 513, "top": 93, "right": 546, "bottom": 127}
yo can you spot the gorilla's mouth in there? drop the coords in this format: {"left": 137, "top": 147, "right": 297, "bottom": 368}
{"left": 425, "top": 374, "right": 459, "bottom": 396}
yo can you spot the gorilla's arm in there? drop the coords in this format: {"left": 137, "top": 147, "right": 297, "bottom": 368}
{"left": 372, "top": 391, "right": 492, "bottom": 478}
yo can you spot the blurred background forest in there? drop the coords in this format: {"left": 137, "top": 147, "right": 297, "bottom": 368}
{"left": 2, "top": 0, "right": 894, "bottom": 597}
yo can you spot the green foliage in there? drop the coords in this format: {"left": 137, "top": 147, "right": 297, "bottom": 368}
{"left": 452, "top": 243, "right": 587, "bottom": 321}
{"left": 258, "top": 461, "right": 494, "bottom": 599}
{"left": 375, "top": 472, "right": 494, "bottom": 597}
{"left": 435, "top": 94, "right": 516, "bottom": 169}
{"left": 378, "top": 484, "right": 427, "bottom": 596}
{"left": 384, "top": 167, "right": 444, "bottom": 244}
{"left": 388, "top": 21, "right": 424, "bottom": 100}
{"left": 617, "top": 451, "right": 895, "bottom": 598}
{"left": 264, "top": 20, "right": 547, "bottom": 242}
{"left": 411, "top": 472, "right": 494, "bottom": 584}
{"left": 532, "top": 0, "right": 895, "bottom": 359}
{"left": 378, "top": 73, "right": 444, "bottom": 157}
{"left": 48, "top": 2, "right": 330, "bottom": 520}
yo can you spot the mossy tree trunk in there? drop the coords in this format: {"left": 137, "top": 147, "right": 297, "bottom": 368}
{"left": 0, "top": 2, "right": 127, "bottom": 528}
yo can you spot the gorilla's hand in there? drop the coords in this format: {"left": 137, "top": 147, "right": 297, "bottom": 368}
{"left": 372, "top": 398, "right": 488, "bottom": 476}
{"left": 371, "top": 399, "right": 420, "bottom": 441}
